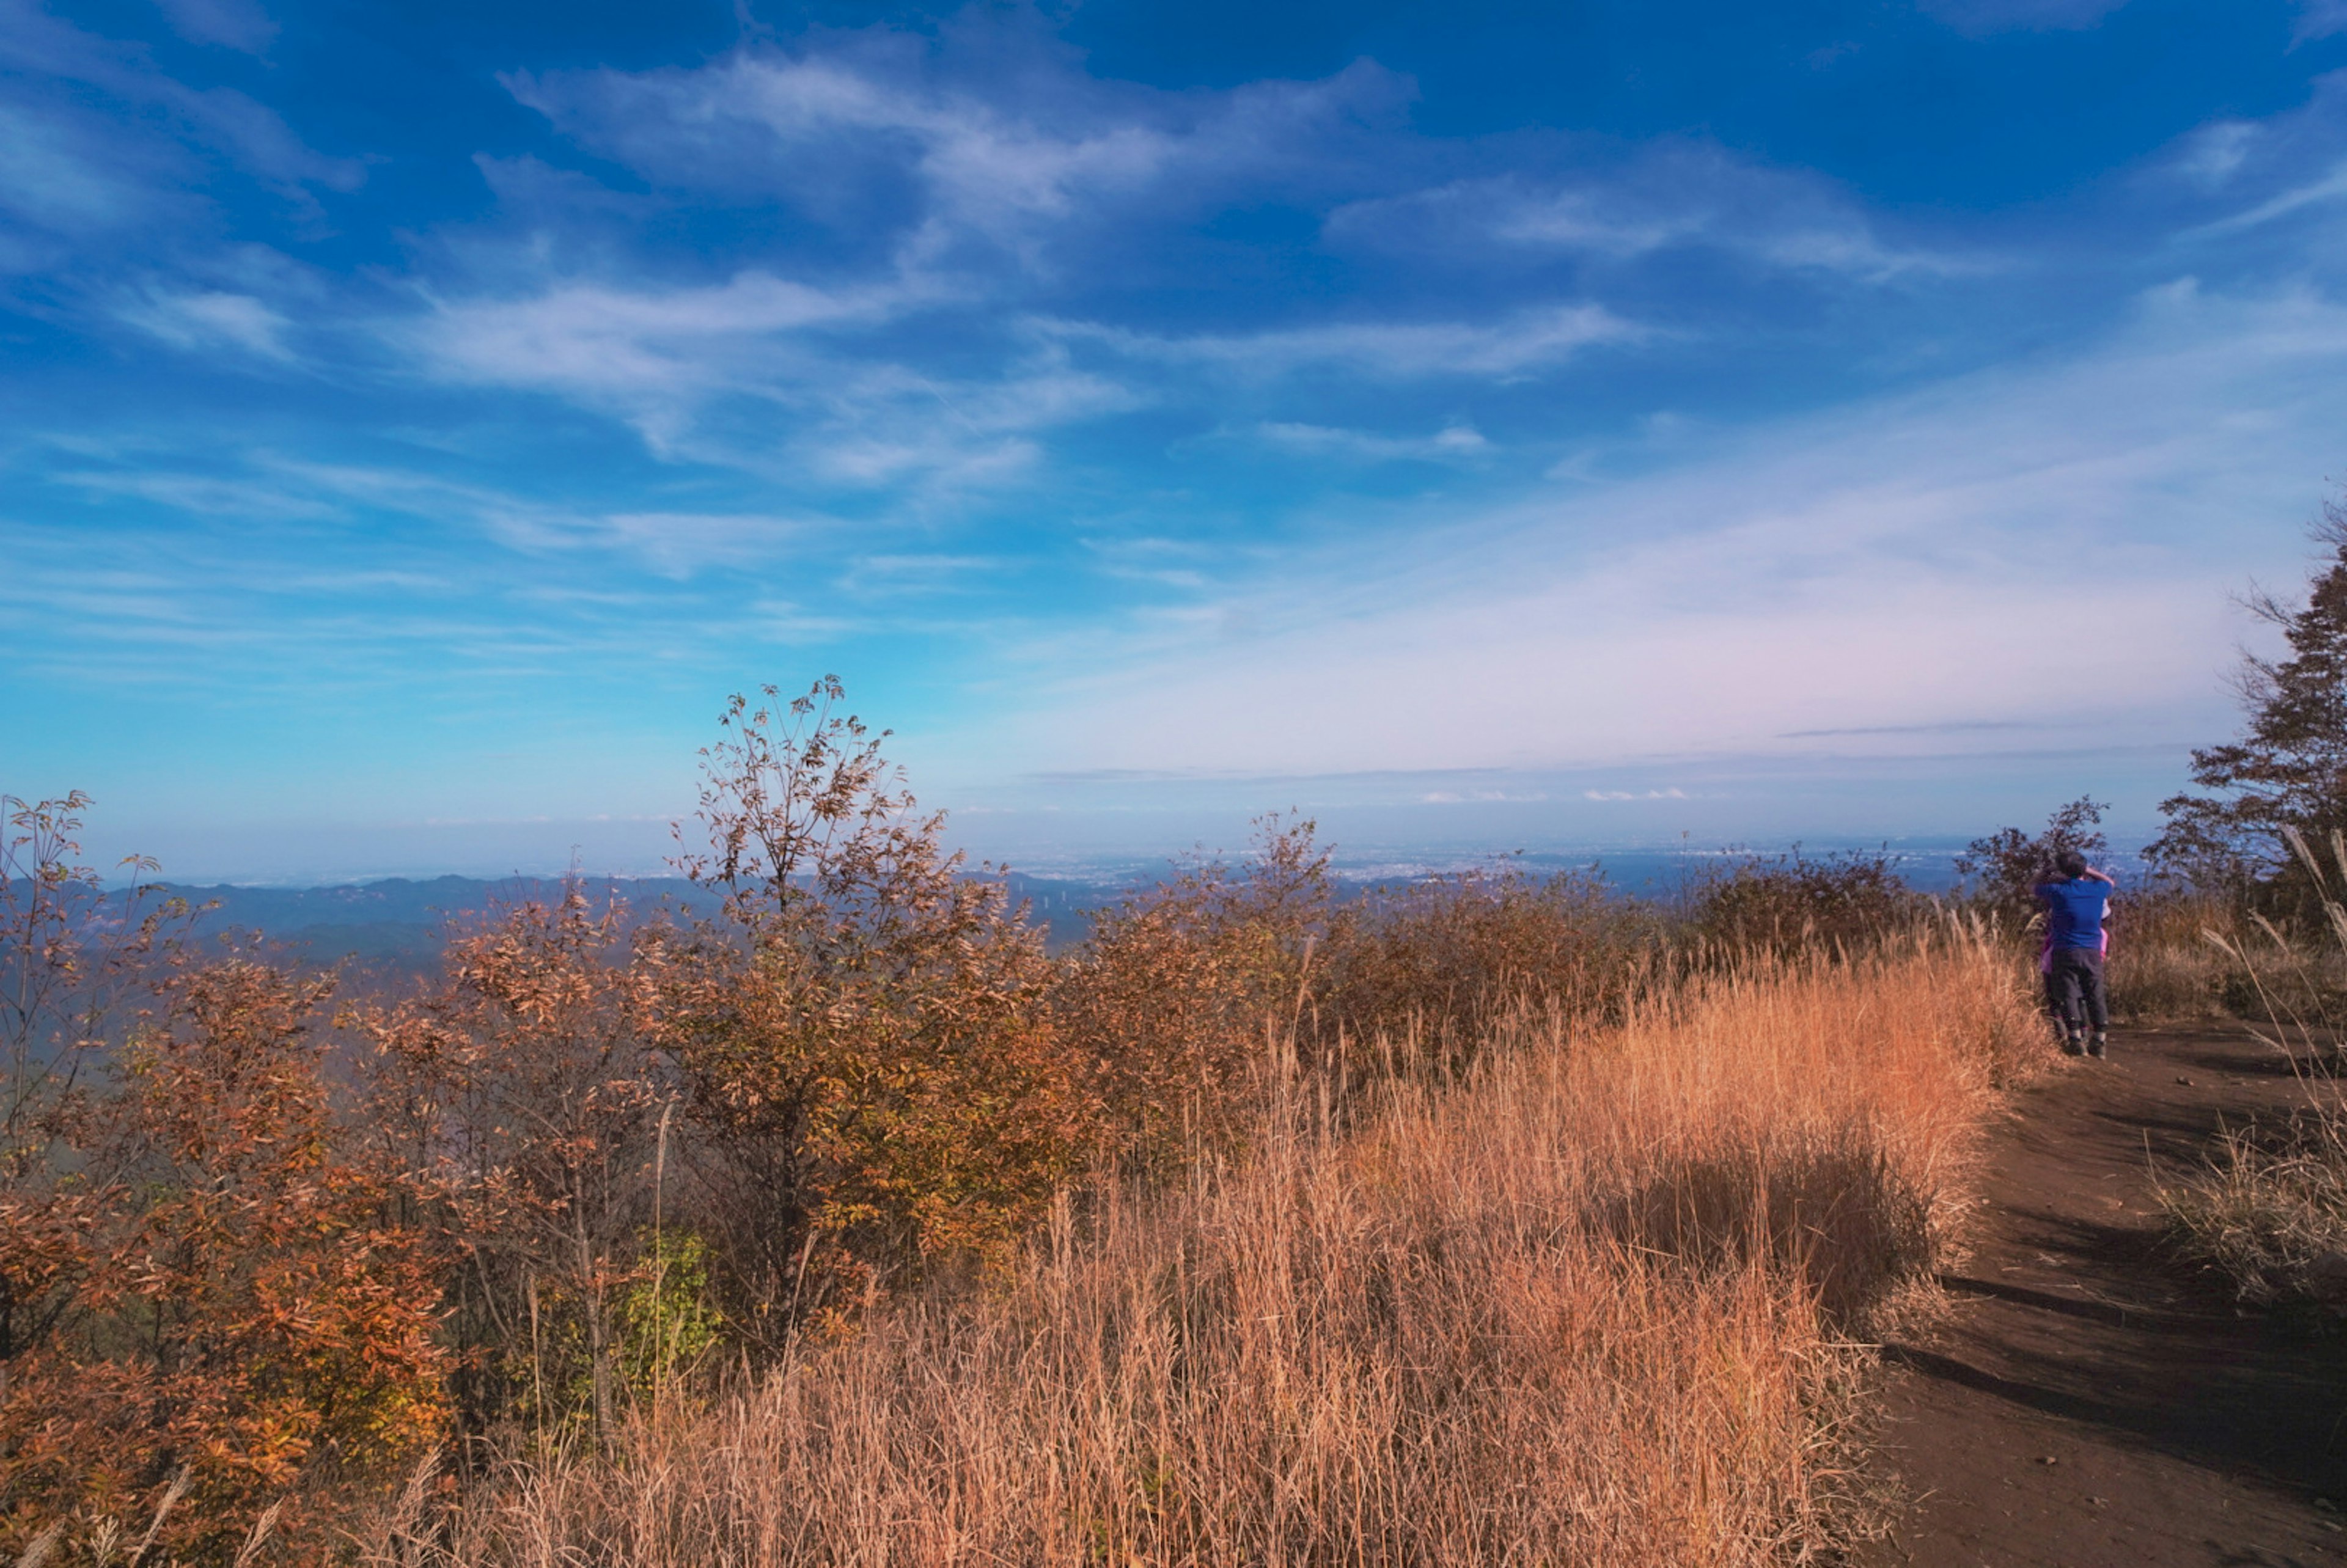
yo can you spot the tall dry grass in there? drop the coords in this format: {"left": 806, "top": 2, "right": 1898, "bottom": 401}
{"left": 377, "top": 937, "right": 2038, "bottom": 1568}
{"left": 2104, "top": 890, "right": 2242, "bottom": 1021}
{"left": 2161, "top": 830, "right": 2347, "bottom": 1321}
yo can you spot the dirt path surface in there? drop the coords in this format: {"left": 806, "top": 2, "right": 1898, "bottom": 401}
{"left": 1862, "top": 1022, "right": 2347, "bottom": 1568}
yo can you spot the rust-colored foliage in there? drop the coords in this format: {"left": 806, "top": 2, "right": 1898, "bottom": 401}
{"left": 1062, "top": 821, "right": 1667, "bottom": 1171}
{"left": 1054, "top": 815, "right": 1329, "bottom": 1171}
{"left": 0, "top": 961, "right": 446, "bottom": 1561}
{"left": 1, "top": 791, "right": 194, "bottom": 1157}
{"left": 353, "top": 886, "right": 683, "bottom": 1440}
{"left": 1318, "top": 862, "right": 1666, "bottom": 1061}
{"left": 665, "top": 678, "right": 1084, "bottom": 1329}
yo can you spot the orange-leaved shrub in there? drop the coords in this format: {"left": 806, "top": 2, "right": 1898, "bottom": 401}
{"left": 352, "top": 886, "right": 686, "bottom": 1445}
{"left": 1318, "top": 861, "right": 1667, "bottom": 1061}
{"left": 1, "top": 791, "right": 195, "bottom": 1147}
{"left": 660, "top": 680, "right": 1085, "bottom": 1336}
{"left": 1052, "top": 815, "right": 1329, "bottom": 1173}
{"left": 1060, "top": 823, "right": 1670, "bottom": 1175}
{"left": 1, "top": 961, "right": 446, "bottom": 1563}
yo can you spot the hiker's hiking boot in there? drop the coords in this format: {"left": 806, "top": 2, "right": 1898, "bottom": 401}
{"left": 2063, "top": 1034, "right": 2086, "bottom": 1057}
{"left": 2088, "top": 1034, "right": 2108, "bottom": 1059}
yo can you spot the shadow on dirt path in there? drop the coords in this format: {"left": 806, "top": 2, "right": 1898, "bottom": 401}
{"left": 1861, "top": 1022, "right": 2347, "bottom": 1568}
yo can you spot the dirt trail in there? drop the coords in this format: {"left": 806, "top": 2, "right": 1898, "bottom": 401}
{"left": 1860, "top": 1022, "right": 2347, "bottom": 1567}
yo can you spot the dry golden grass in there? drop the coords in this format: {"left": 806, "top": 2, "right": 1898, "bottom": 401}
{"left": 2161, "top": 1097, "right": 2347, "bottom": 1311}
{"left": 373, "top": 938, "right": 2040, "bottom": 1568}
{"left": 2159, "top": 835, "right": 2347, "bottom": 1319}
{"left": 2104, "top": 891, "right": 2241, "bottom": 1021}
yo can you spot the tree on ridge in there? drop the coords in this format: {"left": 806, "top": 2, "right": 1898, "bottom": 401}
{"left": 2152, "top": 495, "right": 2347, "bottom": 898}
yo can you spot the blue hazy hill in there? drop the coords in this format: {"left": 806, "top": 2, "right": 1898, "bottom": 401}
{"left": 163, "top": 872, "right": 1118, "bottom": 971}
{"left": 156, "top": 844, "right": 1980, "bottom": 976}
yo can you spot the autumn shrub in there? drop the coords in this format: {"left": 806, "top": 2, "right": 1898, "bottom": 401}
{"left": 351, "top": 887, "right": 690, "bottom": 1444}
{"left": 0, "top": 961, "right": 446, "bottom": 1564}
{"left": 1317, "top": 862, "right": 1667, "bottom": 1062}
{"left": 1052, "top": 816, "right": 1329, "bottom": 1174}
{"left": 1060, "top": 827, "right": 1672, "bottom": 1178}
{"left": 1951, "top": 796, "right": 2111, "bottom": 930}
{"left": 659, "top": 680, "right": 1086, "bottom": 1335}
{"left": 1, "top": 791, "right": 196, "bottom": 1167}
{"left": 1683, "top": 850, "right": 1929, "bottom": 962}
{"left": 376, "top": 935, "right": 2039, "bottom": 1567}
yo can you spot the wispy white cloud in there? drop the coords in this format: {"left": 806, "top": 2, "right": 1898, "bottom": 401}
{"left": 1915, "top": 0, "right": 2131, "bottom": 35}
{"left": 37, "top": 447, "right": 834, "bottom": 579}
{"left": 510, "top": 51, "right": 1167, "bottom": 239}
{"left": 0, "top": 0, "right": 355, "bottom": 197}
{"left": 406, "top": 269, "right": 908, "bottom": 443}
{"left": 116, "top": 287, "right": 294, "bottom": 359}
{"left": 0, "top": 0, "right": 352, "bottom": 344}
{"left": 1255, "top": 422, "right": 1490, "bottom": 461}
{"left": 2297, "top": 0, "right": 2347, "bottom": 41}
{"left": 400, "top": 261, "right": 1141, "bottom": 485}
{"left": 573, "top": 512, "right": 805, "bottom": 577}
{"left": 1422, "top": 788, "right": 1552, "bottom": 803}
{"left": 2159, "top": 120, "right": 2253, "bottom": 196}
{"left": 2148, "top": 73, "right": 2347, "bottom": 244}
{"left": 1326, "top": 145, "right": 1971, "bottom": 283}
{"left": 153, "top": 0, "right": 277, "bottom": 54}
{"left": 51, "top": 465, "right": 341, "bottom": 519}
{"left": 504, "top": 36, "right": 1405, "bottom": 266}
{"left": 259, "top": 458, "right": 833, "bottom": 576}
{"left": 2170, "top": 121, "right": 2261, "bottom": 189}
{"left": 1048, "top": 304, "right": 1637, "bottom": 380}
{"left": 960, "top": 280, "right": 2347, "bottom": 783}
{"left": 0, "top": 99, "right": 163, "bottom": 238}
{"left": 2184, "top": 158, "right": 2347, "bottom": 236}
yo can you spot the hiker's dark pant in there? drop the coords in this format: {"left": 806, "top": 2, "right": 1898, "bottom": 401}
{"left": 2044, "top": 946, "right": 2108, "bottom": 1036}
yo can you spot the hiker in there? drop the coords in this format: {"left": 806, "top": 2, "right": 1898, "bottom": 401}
{"left": 2035, "top": 849, "right": 2114, "bottom": 1058}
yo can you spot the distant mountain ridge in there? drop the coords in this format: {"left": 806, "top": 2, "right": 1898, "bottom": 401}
{"left": 155, "top": 846, "right": 1985, "bottom": 974}
{"left": 161, "top": 872, "right": 1118, "bottom": 970}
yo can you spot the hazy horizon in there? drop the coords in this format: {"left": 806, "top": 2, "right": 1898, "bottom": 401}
{"left": 89, "top": 756, "right": 2158, "bottom": 887}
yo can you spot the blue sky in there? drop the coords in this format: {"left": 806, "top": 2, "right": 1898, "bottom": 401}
{"left": 7, "top": 0, "right": 2347, "bottom": 880}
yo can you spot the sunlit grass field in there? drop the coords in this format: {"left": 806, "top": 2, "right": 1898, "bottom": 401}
{"left": 375, "top": 939, "right": 2037, "bottom": 1567}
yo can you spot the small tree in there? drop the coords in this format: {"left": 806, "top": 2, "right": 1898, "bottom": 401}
{"left": 2151, "top": 497, "right": 2347, "bottom": 899}
{"left": 1, "top": 793, "right": 206, "bottom": 1448}
{"left": 667, "top": 678, "right": 1081, "bottom": 1331}
{"left": 1955, "top": 797, "right": 2110, "bottom": 926}
{"left": 1318, "top": 863, "right": 1659, "bottom": 1055}
{"left": 1, "top": 793, "right": 194, "bottom": 1157}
